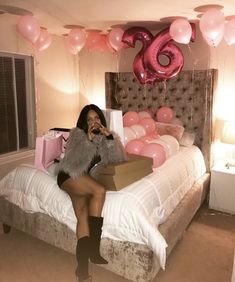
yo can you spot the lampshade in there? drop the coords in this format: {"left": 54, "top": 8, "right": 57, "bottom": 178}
{"left": 221, "top": 121, "right": 235, "bottom": 144}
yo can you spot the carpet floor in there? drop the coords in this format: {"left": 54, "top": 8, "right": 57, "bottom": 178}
{"left": 0, "top": 203, "right": 234, "bottom": 282}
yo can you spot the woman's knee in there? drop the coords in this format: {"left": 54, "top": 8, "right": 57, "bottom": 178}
{"left": 93, "top": 184, "right": 106, "bottom": 199}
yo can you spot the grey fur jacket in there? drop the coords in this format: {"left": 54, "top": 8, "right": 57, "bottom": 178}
{"left": 55, "top": 127, "right": 127, "bottom": 180}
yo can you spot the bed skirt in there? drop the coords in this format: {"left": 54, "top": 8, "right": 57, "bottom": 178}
{"left": 0, "top": 173, "right": 210, "bottom": 282}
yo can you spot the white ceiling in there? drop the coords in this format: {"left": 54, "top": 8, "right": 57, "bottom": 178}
{"left": 0, "top": 0, "right": 235, "bottom": 35}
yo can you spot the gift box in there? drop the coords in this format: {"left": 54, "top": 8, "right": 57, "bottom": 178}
{"left": 96, "top": 154, "right": 153, "bottom": 191}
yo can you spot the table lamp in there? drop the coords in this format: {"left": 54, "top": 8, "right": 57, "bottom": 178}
{"left": 221, "top": 120, "right": 235, "bottom": 168}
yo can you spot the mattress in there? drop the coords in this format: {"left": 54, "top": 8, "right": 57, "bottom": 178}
{"left": 0, "top": 145, "right": 206, "bottom": 269}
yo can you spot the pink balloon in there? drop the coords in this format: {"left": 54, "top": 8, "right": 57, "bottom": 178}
{"left": 170, "top": 19, "right": 193, "bottom": 44}
{"left": 85, "top": 31, "right": 102, "bottom": 51}
{"left": 148, "top": 138, "right": 170, "bottom": 159}
{"left": 156, "top": 107, "right": 174, "bottom": 123}
{"left": 138, "top": 110, "right": 152, "bottom": 120}
{"left": 122, "top": 27, "right": 158, "bottom": 84}
{"left": 108, "top": 28, "right": 125, "bottom": 52}
{"left": 123, "top": 111, "right": 140, "bottom": 127}
{"left": 34, "top": 29, "right": 52, "bottom": 51}
{"left": 148, "top": 131, "right": 161, "bottom": 139}
{"left": 199, "top": 9, "right": 225, "bottom": 47}
{"left": 123, "top": 127, "right": 137, "bottom": 146}
{"left": 130, "top": 124, "right": 146, "bottom": 138}
{"left": 68, "top": 28, "right": 86, "bottom": 52}
{"left": 224, "top": 19, "right": 235, "bottom": 46}
{"left": 139, "top": 135, "right": 154, "bottom": 143}
{"left": 65, "top": 36, "right": 78, "bottom": 55}
{"left": 139, "top": 117, "right": 156, "bottom": 134}
{"left": 140, "top": 143, "right": 166, "bottom": 168}
{"left": 125, "top": 139, "right": 145, "bottom": 155}
{"left": 96, "top": 34, "right": 111, "bottom": 52}
{"left": 17, "top": 15, "right": 40, "bottom": 44}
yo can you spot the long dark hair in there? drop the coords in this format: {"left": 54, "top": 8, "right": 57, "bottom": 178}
{"left": 76, "top": 104, "right": 107, "bottom": 133}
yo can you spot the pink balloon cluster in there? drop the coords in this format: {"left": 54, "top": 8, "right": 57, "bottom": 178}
{"left": 65, "top": 28, "right": 127, "bottom": 55}
{"left": 122, "top": 25, "right": 196, "bottom": 85}
{"left": 197, "top": 8, "right": 235, "bottom": 47}
{"left": 123, "top": 110, "right": 165, "bottom": 168}
{"left": 123, "top": 109, "right": 180, "bottom": 169}
{"left": 17, "top": 15, "right": 52, "bottom": 51}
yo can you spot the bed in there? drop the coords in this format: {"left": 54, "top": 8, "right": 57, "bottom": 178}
{"left": 0, "top": 69, "right": 217, "bottom": 282}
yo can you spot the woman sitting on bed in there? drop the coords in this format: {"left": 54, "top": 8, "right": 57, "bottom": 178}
{"left": 56, "top": 104, "right": 126, "bottom": 282}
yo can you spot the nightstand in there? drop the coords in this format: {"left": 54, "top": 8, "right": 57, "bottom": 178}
{"left": 209, "top": 164, "right": 235, "bottom": 214}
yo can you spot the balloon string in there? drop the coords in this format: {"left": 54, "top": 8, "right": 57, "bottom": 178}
{"left": 161, "top": 80, "right": 167, "bottom": 104}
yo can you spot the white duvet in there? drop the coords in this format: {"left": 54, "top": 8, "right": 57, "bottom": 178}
{"left": 0, "top": 145, "right": 206, "bottom": 269}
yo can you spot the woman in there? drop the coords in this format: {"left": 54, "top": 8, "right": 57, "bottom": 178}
{"left": 56, "top": 104, "right": 126, "bottom": 282}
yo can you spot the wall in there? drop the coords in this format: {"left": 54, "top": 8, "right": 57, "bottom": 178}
{"left": 0, "top": 13, "right": 80, "bottom": 136}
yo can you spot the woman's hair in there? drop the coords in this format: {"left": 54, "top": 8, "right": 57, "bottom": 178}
{"left": 76, "top": 104, "right": 107, "bottom": 133}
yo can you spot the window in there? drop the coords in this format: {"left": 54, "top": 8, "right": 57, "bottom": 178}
{"left": 0, "top": 52, "right": 36, "bottom": 155}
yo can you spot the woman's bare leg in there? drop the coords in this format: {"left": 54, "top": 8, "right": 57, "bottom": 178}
{"left": 61, "top": 175, "right": 106, "bottom": 217}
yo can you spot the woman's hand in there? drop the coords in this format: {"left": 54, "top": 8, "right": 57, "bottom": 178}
{"left": 88, "top": 124, "right": 97, "bottom": 141}
{"left": 98, "top": 123, "right": 111, "bottom": 137}
{"left": 88, "top": 122, "right": 111, "bottom": 139}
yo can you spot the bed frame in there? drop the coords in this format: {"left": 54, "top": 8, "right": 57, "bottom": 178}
{"left": 0, "top": 69, "right": 217, "bottom": 282}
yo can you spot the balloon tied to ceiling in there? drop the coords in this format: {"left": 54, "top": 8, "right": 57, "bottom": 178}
{"left": 17, "top": 15, "right": 52, "bottom": 51}
{"left": 16, "top": 7, "right": 235, "bottom": 57}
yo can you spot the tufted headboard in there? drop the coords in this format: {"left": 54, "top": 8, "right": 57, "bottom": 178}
{"left": 105, "top": 69, "right": 218, "bottom": 171}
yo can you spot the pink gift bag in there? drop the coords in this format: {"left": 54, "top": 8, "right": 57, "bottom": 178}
{"left": 34, "top": 134, "right": 63, "bottom": 172}
{"left": 49, "top": 128, "right": 70, "bottom": 152}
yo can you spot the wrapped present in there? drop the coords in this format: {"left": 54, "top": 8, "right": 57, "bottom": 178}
{"left": 96, "top": 154, "right": 153, "bottom": 191}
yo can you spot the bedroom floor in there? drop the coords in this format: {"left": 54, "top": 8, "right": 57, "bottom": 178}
{"left": 0, "top": 203, "right": 234, "bottom": 282}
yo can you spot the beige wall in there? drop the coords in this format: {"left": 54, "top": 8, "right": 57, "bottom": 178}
{"left": 0, "top": 14, "right": 80, "bottom": 136}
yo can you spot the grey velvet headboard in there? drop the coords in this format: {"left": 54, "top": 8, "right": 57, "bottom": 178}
{"left": 105, "top": 69, "right": 218, "bottom": 171}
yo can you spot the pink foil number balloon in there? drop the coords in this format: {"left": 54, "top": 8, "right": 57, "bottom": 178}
{"left": 143, "top": 27, "right": 184, "bottom": 80}
{"left": 122, "top": 27, "right": 158, "bottom": 84}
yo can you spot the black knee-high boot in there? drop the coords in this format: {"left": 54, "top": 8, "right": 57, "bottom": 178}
{"left": 75, "top": 236, "right": 91, "bottom": 281}
{"left": 88, "top": 216, "right": 108, "bottom": 264}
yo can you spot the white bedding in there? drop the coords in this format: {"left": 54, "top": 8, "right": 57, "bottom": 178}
{"left": 0, "top": 145, "right": 206, "bottom": 269}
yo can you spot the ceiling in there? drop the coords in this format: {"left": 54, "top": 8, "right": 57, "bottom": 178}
{"left": 0, "top": 0, "right": 235, "bottom": 35}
